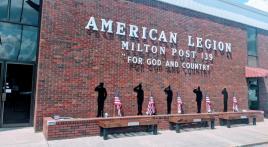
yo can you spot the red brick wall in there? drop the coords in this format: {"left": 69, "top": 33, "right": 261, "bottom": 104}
{"left": 257, "top": 32, "right": 268, "bottom": 116}
{"left": 35, "top": 0, "right": 249, "bottom": 131}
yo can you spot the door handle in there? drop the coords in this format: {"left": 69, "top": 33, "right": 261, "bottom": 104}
{"left": 1, "top": 93, "right": 6, "bottom": 102}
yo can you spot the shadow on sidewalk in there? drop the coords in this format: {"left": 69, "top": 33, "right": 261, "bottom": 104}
{"left": 105, "top": 131, "right": 162, "bottom": 140}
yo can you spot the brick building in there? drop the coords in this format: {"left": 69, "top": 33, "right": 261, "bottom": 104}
{"left": 0, "top": 0, "right": 267, "bottom": 133}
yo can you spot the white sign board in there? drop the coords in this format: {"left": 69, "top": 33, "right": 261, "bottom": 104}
{"left": 193, "top": 119, "right": 202, "bottom": 122}
{"left": 240, "top": 116, "right": 248, "bottom": 119}
{"left": 128, "top": 122, "right": 140, "bottom": 126}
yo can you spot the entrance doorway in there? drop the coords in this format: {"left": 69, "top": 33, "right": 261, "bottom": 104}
{"left": 247, "top": 78, "right": 259, "bottom": 110}
{"left": 0, "top": 63, "right": 34, "bottom": 127}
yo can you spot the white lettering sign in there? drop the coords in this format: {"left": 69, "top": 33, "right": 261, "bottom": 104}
{"left": 85, "top": 16, "right": 234, "bottom": 72}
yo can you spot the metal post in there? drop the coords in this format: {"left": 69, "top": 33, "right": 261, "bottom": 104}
{"left": 103, "top": 128, "right": 108, "bottom": 140}
{"left": 175, "top": 124, "right": 180, "bottom": 133}
{"left": 211, "top": 120, "right": 215, "bottom": 129}
{"left": 227, "top": 120, "right": 231, "bottom": 128}
{"left": 153, "top": 125, "right": 157, "bottom": 135}
{"left": 253, "top": 117, "right": 256, "bottom": 125}
{"left": 169, "top": 123, "right": 173, "bottom": 130}
{"left": 100, "top": 127, "right": 103, "bottom": 136}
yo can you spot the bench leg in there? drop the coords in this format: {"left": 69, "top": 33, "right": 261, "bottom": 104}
{"left": 253, "top": 117, "right": 257, "bottom": 125}
{"left": 204, "top": 121, "right": 209, "bottom": 127}
{"left": 227, "top": 120, "right": 231, "bottom": 128}
{"left": 149, "top": 125, "right": 153, "bottom": 133}
{"left": 153, "top": 125, "right": 158, "bottom": 135}
{"left": 169, "top": 123, "right": 173, "bottom": 130}
{"left": 220, "top": 119, "right": 224, "bottom": 126}
{"left": 100, "top": 127, "right": 103, "bottom": 137}
{"left": 211, "top": 120, "right": 215, "bottom": 129}
{"left": 175, "top": 124, "right": 180, "bottom": 133}
{"left": 103, "top": 128, "right": 108, "bottom": 140}
{"left": 147, "top": 125, "right": 151, "bottom": 132}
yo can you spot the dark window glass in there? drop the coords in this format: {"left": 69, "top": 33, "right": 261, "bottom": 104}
{"left": 248, "top": 79, "right": 259, "bottom": 110}
{"left": 248, "top": 55, "right": 258, "bottom": 67}
{"left": 0, "top": 0, "right": 9, "bottom": 20}
{"left": 247, "top": 28, "right": 257, "bottom": 56}
{"left": 0, "top": 22, "right": 22, "bottom": 60}
{"left": 18, "top": 26, "right": 38, "bottom": 61}
{"left": 10, "top": 0, "right": 24, "bottom": 22}
{"left": 22, "top": 0, "right": 40, "bottom": 26}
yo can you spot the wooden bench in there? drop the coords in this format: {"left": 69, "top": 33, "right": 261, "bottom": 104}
{"left": 169, "top": 113, "right": 217, "bottom": 133}
{"left": 218, "top": 112, "right": 257, "bottom": 128}
{"left": 98, "top": 118, "right": 158, "bottom": 140}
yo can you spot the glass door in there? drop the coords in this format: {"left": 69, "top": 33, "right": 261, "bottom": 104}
{"left": 0, "top": 62, "right": 3, "bottom": 127}
{"left": 248, "top": 78, "right": 259, "bottom": 110}
{"left": 0, "top": 63, "right": 34, "bottom": 127}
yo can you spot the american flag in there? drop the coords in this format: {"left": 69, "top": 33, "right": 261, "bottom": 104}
{"left": 177, "top": 94, "right": 183, "bottom": 114}
{"left": 114, "top": 90, "right": 122, "bottom": 116}
{"left": 233, "top": 96, "right": 239, "bottom": 112}
{"left": 146, "top": 95, "right": 156, "bottom": 115}
{"left": 205, "top": 95, "right": 212, "bottom": 113}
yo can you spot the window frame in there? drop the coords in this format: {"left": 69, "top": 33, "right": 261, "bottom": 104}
{"left": 247, "top": 27, "right": 258, "bottom": 67}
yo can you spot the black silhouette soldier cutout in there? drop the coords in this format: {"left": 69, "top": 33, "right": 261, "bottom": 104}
{"left": 222, "top": 88, "right": 228, "bottom": 112}
{"left": 193, "top": 86, "right": 203, "bottom": 113}
{"left": 164, "top": 85, "right": 173, "bottom": 114}
{"left": 95, "top": 83, "right": 107, "bottom": 117}
{"left": 134, "top": 83, "right": 144, "bottom": 115}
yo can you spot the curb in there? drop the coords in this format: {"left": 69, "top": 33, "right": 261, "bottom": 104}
{"left": 233, "top": 141, "right": 268, "bottom": 147}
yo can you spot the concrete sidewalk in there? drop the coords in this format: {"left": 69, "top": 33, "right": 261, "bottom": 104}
{"left": 1, "top": 120, "right": 268, "bottom": 147}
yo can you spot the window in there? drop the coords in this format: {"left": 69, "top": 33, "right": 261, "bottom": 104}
{"left": 0, "top": 22, "right": 38, "bottom": 61}
{"left": 0, "top": 22, "right": 22, "bottom": 60}
{"left": 22, "top": 0, "right": 40, "bottom": 26}
{"left": 18, "top": 26, "right": 38, "bottom": 61}
{"left": 10, "top": 0, "right": 24, "bottom": 21}
{"left": 247, "top": 79, "right": 259, "bottom": 110}
{"left": 0, "top": 0, "right": 40, "bottom": 26}
{"left": 0, "top": 0, "right": 40, "bottom": 62}
{"left": 247, "top": 28, "right": 258, "bottom": 67}
{"left": 0, "top": 0, "right": 9, "bottom": 19}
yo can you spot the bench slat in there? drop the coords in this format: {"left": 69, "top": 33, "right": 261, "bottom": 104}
{"left": 98, "top": 119, "right": 157, "bottom": 128}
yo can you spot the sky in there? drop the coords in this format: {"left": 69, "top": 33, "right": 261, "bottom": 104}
{"left": 237, "top": 0, "right": 268, "bottom": 12}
